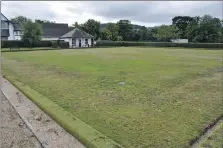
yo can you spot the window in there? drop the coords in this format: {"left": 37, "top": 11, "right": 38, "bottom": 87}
{"left": 1, "top": 21, "right": 8, "bottom": 29}
{"left": 85, "top": 39, "right": 88, "bottom": 45}
{"left": 72, "top": 38, "right": 76, "bottom": 46}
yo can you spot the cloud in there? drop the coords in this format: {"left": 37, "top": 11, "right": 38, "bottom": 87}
{"left": 1, "top": 1, "right": 222, "bottom": 27}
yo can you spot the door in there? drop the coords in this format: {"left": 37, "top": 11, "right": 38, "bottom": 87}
{"left": 79, "top": 39, "right": 81, "bottom": 47}
{"left": 91, "top": 39, "right": 93, "bottom": 47}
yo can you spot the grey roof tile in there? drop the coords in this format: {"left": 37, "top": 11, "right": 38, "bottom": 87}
{"left": 60, "top": 28, "right": 93, "bottom": 38}
{"left": 42, "top": 23, "right": 69, "bottom": 37}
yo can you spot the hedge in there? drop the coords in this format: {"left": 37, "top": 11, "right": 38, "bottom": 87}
{"left": 96, "top": 41, "right": 223, "bottom": 49}
{"left": 58, "top": 40, "right": 69, "bottom": 48}
{"left": 51, "top": 41, "right": 59, "bottom": 48}
{"left": 2, "top": 40, "right": 52, "bottom": 48}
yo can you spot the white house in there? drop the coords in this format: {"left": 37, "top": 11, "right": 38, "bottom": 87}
{"left": 1, "top": 13, "right": 94, "bottom": 48}
{"left": 1, "top": 13, "right": 23, "bottom": 40}
{"left": 60, "top": 28, "right": 94, "bottom": 48}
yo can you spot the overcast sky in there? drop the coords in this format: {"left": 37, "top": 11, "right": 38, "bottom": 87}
{"left": 1, "top": 1, "right": 222, "bottom": 27}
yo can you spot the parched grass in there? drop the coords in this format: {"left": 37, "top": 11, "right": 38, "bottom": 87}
{"left": 2, "top": 47, "right": 223, "bottom": 148}
{"left": 198, "top": 121, "right": 223, "bottom": 148}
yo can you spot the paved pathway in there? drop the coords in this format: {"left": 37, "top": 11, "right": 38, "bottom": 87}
{"left": 1, "top": 92, "right": 43, "bottom": 148}
{"left": 2, "top": 77, "right": 85, "bottom": 148}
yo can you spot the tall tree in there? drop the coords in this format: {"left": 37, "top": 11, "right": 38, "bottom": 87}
{"left": 72, "top": 22, "right": 80, "bottom": 28}
{"left": 117, "top": 20, "right": 133, "bottom": 41}
{"left": 147, "top": 28, "right": 158, "bottom": 41}
{"left": 132, "top": 29, "right": 141, "bottom": 41}
{"left": 155, "top": 25, "right": 179, "bottom": 42}
{"left": 100, "top": 30, "right": 109, "bottom": 40}
{"left": 138, "top": 26, "right": 148, "bottom": 41}
{"left": 104, "top": 23, "right": 118, "bottom": 41}
{"left": 172, "top": 16, "right": 194, "bottom": 38}
{"left": 11, "top": 16, "right": 31, "bottom": 25}
{"left": 80, "top": 19, "right": 100, "bottom": 40}
{"left": 35, "top": 19, "right": 56, "bottom": 24}
{"left": 186, "top": 15, "right": 222, "bottom": 43}
{"left": 21, "top": 20, "right": 43, "bottom": 48}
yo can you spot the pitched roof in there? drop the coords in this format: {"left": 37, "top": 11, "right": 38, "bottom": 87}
{"left": 42, "top": 23, "right": 70, "bottom": 38}
{"left": 60, "top": 28, "right": 94, "bottom": 38}
{"left": 1, "top": 13, "right": 9, "bottom": 21}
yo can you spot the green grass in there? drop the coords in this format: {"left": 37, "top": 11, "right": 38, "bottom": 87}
{"left": 198, "top": 121, "right": 223, "bottom": 148}
{"left": 2, "top": 47, "right": 223, "bottom": 147}
{"left": 4, "top": 76, "right": 122, "bottom": 148}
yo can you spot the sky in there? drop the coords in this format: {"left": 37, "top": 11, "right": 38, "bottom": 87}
{"left": 1, "top": 1, "right": 222, "bottom": 27}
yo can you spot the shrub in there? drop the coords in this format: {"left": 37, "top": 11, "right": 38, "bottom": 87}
{"left": 58, "top": 41, "right": 69, "bottom": 48}
{"left": 96, "top": 41, "right": 223, "bottom": 49}
{"left": 34, "top": 41, "right": 52, "bottom": 47}
{"left": 51, "top": 41, "right": 59, "bottom": 48}
{"left": 1, "top": 40, "right": 52, "bottom": 48}
{"left": 1, "top": 41, "right": 4, "bottom": 48}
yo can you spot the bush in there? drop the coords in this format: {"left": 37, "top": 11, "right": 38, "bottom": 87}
{"left": 58, "top": 41, "right": 69, "bottom": 48}
{"left": 96, "top": 41, "right": 223, "bottom": 49}
{"left": 1, "top": 40, "right": 52, "bottom": 48}
{"left": 51, "top": 41, "right": 59, "bottom": 48}
{"left": 1, "top": 41, "right": 4, "bottom": 48}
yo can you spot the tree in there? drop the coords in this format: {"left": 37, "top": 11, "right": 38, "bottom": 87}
{"left": 21, "top": 20, "right": 43, "bottom": 48}
{"left": 117, "top": 36, "right": 123, "bottom": 41}
{"left": 80, "top": 19, "right": 100, "bottom": 40}
{"left": 35, "top": 19, "right": 56, "bottom": 24}
{"left": 104, "top": 23, "right": 118, "bottom": 41}
{"left": 117, "top": 20, "right": 133, "bottom": 41}
{"left": 172, "top": 16, "right": 194, "bottom": 38}
{"left": 11, "top": 16, "right": 31, "bottom": 25}
{"left": 72, "top": 22, "right": 80, "bottom": 28}
{"left": 100, "top": 30, "right": 109, "bottom": 40}
{"left": 154, "top": 25, "right": 179, "bottom": 42}
{"left": 186, "top": 15, "right": 222, "bottom": 43}
{"left": 146, "top": 28, "right": 158, "bottom": 41}
{"left": 131, "top": 29, "right": 140, "bottom": 41}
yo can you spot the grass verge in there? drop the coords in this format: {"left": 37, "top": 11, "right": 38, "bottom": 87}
{"left": 3, "top": 75, "right": 123, "bottom": 148}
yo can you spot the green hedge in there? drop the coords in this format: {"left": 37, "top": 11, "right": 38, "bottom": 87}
{"left": 96, "top": 41, "right": 223, "bottom": 49}
{"left": 2, "top": 40, "right": 69, "bottom": 49}
{"left": 58, "top": 40, "right": 69, "bottom": 48}
{"left": 51, "top": 41, "right": 59, "bottom": 48}
{"left": 2, "top": 40, "right": 52, "bottom": 48}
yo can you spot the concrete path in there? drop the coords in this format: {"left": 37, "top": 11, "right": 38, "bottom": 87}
{"left": 1, "top": 92, "right": 43, "bottom": 148}
{"left": 1, "top": 78, "right": 85, "bottom": 148}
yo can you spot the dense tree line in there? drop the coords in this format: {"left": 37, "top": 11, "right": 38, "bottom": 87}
{"left": 74, "top": 15, "right": 222, "bottom": 43}
{"left": 11, "top": 14, "right": 223, "bottom": 43}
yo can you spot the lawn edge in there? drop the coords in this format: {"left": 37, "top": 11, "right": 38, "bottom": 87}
{"left": 190, "top": 115, "right": 223, "bottom": 147}
{"left": 197, "top": 121, "right": 223, "bottom": 147}
{"left": 3, "top": 75, "right": 123, "bottom": 148}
